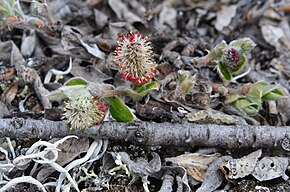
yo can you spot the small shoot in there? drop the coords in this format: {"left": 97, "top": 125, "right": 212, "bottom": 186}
{"left": 177, "top": 70, "right": 198, "bottom": 94}
{"left": 206, "top": 38, "right": 256, "bottom": 83}
{"left": 225, "top": 81, "right": 287, "bottom": 115}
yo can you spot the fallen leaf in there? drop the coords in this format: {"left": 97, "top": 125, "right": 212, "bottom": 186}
{"left": 80, "top": 39, "right": 105, "bottom": 59}
{"left": 21, "top": 29, "right": 36, "bottom": 57}
{"left": 70, "top": 59, "right": 111, "bottom": 83}
{"left": 252, "top": 156, "right": 289, "bottom": 181}
{"left": 1, "top": 81, "right": 18, "bottom": 109}
{"left": 215, "top": 5, "right": 237, "bottom": 31}
{"left": 261, "top": 25, "right": 285, "bottom": 50}
{"left": 165, "top": 153, "right": 221, "bottom": 181}
{"left": 220, "top": 149, "right": 262, "bottom": 179}
{"left": 196, "top": 156, "right": 232, "bottom": 192}
{"left": 108, "top": 0, "right": 142, "bottom": 24}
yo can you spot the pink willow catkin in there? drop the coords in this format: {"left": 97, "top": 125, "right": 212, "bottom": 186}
{"left": 114, "top": 31, "right": 156, "bottom": 85}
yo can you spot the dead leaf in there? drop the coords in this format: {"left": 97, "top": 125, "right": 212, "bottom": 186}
{"left": 70, "top": 59, "right": 111, "bottom": 83}
{"left": 80, "top": 39, "right": 105, "bottom": 59}
{"left": 158, "top": 2, "right": 177, "bottom": 31}
{"left": 0, "top": 101, "right": 10, "bottom": 118}
{"left": 61, "top": 26, "right": 105, "bottom": 60}
{"left": 261, "top": 25, "right": 285, "bottom": 50}
{"left": 196, "top": 156, "right": 232, "bottom": 192}
{"left": 251, "top": 156, "right": 289, "bottom": 181}
{"left": 21, "top": 29, "right": 36, "bottom": 57}
{"left": 165, "top": 153, "right": 221, "bottom": 181}
{"left": 151, "top": 166, "right": 191, "bottom": 192}
{"left": 94, "top": 9, "right": 109, "bottom": 30}
{"left": 215, "top": 5, "right": 237, "bottom": 31}
{"left": 108, "top": 0, "right": 142, "bottom": 24}
{"left": 1, "top": 81, "right": 19, "bottom": 109}
{"left": 49, "top": 0, "right": 92, "bottom": 24}
{"left": 103, "top": 152, "right": 161, "bottom": 178}
{"left": 276, "top": 87, "right": 290, "bottom": 124}
{"left": 220, "top": 149, "right": 262, "bottom": 179}
{"left": 0, "top": 41, "right": 51, "bottom": 109}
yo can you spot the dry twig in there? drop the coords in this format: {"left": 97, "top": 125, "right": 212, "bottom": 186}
{"left": 0, "top": 118, "right": 289, "bottom": 150}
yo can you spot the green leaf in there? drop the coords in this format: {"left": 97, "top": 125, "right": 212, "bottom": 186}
{"left": 60, "top": 85, "right": 90, "bottom": 98}
{"left": 177, "top": 70, "right": 192, "bottom": 83}
{"left": 207, "top": 40, "right": 227, "bottom": 61}
{"left": 260, "top": 83, "right": 281, "bottom": 97}
{"left": 115, "top": 87, "right": 143, "bottom": 100}
{"left": 234, "top": 99, "right": 259, "bottom": 115}
{"left": 47, "top": 89, "right": 67, "bottom": 102}
{"left": 47, "top": 85, "right": 90, "bottom": 102}
{"left": 224, "top": 93, "right": 244, "bottom": 104}
{"left": 178, "top": 81, "right": 194, "bottom": 94}
{"left": 229, "top": 37, "right": 256, "bottom": 53}
{"left": 218, "top": 62, "right": 232, "bottom": 81}
{"left": 262, "top": 89, "right": 286, "bottom": 101}
{"left": 135, "top": 81, "right": 158, "bottom": 93}
{"left": 243, "top": 105, "right": 259, "bottom": 115}
{"left": 107, "top": 96, "right": 134, "bottom": 122}
{"left": 114, "top": 82, "right": 158, "bottom": 100}
{"left": 245, "top": 82, "right": 264, "bottom": 106}
{"left": 64, "top": 77, "right": 88, "bottom": 86}
{"left": 245, "top": 81, "right": 286, "bottom": 103}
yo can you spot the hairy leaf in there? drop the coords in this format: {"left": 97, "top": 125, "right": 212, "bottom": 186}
{"left": 263, "top": 89, "right": 286, "bottom": 101}
{"left": 229, "top": 37, "right": 257, "bottom": 53}
{"left": 207, "top": 40, "right": 227, "bottom": 61}
{"left": 234, "top": 99, "right": 259, "bottom": 115}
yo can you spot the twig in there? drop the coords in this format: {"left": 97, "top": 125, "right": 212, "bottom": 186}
{"left": 0, "top": 118, "right": 289, "bottom": 150}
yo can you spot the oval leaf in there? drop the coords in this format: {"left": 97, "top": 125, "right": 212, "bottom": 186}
{"left": 64, "top": 77, "right": 88, "bottom": 86}
{"left": 47, "top": 89, "right": 67, "bottom": 102}
{"left": 262, "top": 89, "right": 286, "bottom": 101}
{"left": 229, "top": 37, "right": 256, "bottom": 53}
{"left": 108, "top": 96, "right": 134, "bottom": 122}
{"left": 234, "top": 99, "right": 259, "bottom": 115}
{"left": 60, "top": 85, "right": 90, "bottom": 98}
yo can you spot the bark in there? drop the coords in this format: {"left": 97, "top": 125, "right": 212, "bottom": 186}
{"left": 0, "top": 118, "right": 289, "bottom": 150}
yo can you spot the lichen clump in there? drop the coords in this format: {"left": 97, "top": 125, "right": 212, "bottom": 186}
{"left": 62, "top": 96, "right": 105, "bottom": 130}
{"left": 114, "top": 31, "right": 156, "bottom": 85}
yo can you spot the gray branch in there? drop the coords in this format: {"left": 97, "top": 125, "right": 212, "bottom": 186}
{"left": 0, "top": 118, "right": 290, "bottom": 150}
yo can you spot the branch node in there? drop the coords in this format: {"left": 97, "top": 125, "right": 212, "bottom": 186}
{"left": 11, "top": 117, "right": 24, "bottom": 129}
{"left": 125, "top": 122, "right": 148, "bottom": 144}
{"left": 281, "top": 133, "right": 290, "bottom": 151}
